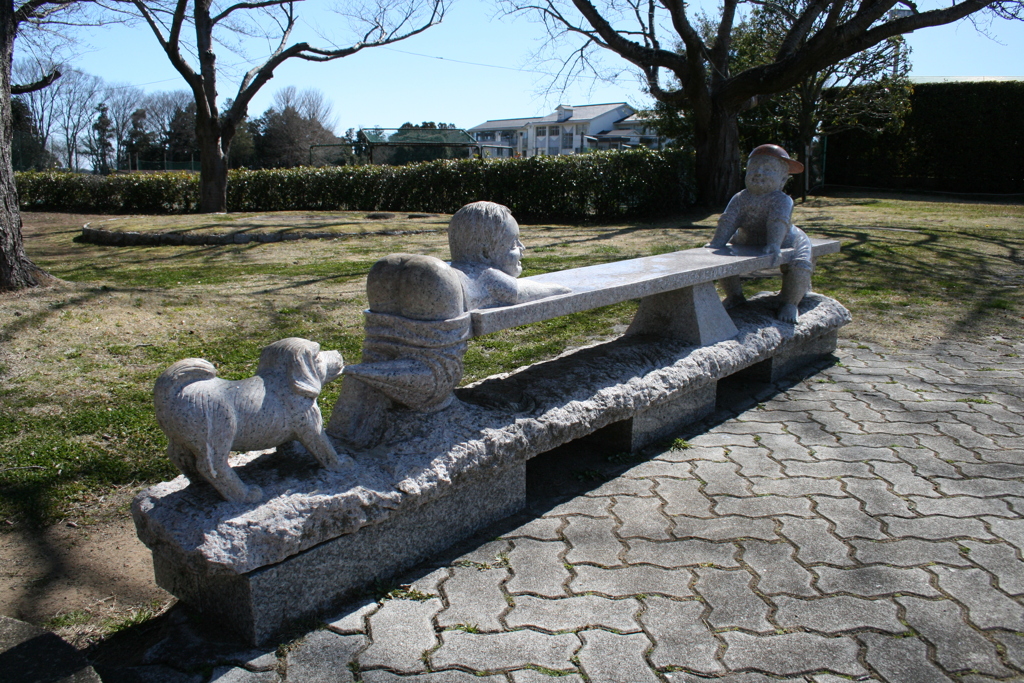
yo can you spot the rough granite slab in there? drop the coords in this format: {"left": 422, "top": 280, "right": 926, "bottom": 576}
{"left": 133, "top": 293, "right": 850, "bottom": 578}
{"left": 471, "top": 239, "right": 840, "bottom": 335}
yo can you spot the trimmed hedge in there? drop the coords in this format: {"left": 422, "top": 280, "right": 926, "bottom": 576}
{"left": 16, "top": 148, "right": 695, "bottom": 219}
{"left": 826, "top": 81, "right": 1024, "bottom": 194}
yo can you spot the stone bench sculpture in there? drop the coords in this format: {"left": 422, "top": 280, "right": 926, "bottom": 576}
{"left": 133, "top": 146, "right": 851, "bottom": 645}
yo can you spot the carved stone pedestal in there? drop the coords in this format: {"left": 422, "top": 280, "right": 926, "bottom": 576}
{"left": 133, "top": 292, "right": 850, "bottom": 645}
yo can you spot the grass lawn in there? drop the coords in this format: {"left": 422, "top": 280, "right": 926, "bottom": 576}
{"left": 1, "top": 190, "right": 1022, "bottom": 527}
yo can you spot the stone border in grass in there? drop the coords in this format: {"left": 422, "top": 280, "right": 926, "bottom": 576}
{"left": 79, "top": 224, "right": 445, "bottom": 246}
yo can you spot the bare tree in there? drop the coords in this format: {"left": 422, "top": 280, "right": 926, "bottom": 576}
{"left": 14, "top": 58, "right": 63, "bottom": 149}
{"left": 127, "top": 0, "right": 449, "bottom": 212}
{"left": 51, "top": 69, "right": 103, "bottom": 169}
{"left": 103, "top": 82, "right": 145, "bottom": 170}
{"left": 502, "top": 0, "right": 1023, "bottom": 205}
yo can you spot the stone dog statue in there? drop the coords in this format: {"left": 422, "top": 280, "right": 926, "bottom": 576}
{"left": 154, "top": 337, "right": 350, "bottom": 503}
{"left": 708, "top": 144, "right": 814, "bottom": 323}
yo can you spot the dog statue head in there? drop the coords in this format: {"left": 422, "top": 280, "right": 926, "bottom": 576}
{"left": 257, "top": 337, "right": 344, "bottom": 398}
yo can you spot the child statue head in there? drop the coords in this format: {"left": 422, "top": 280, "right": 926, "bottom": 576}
{"left": 745, "top": 144, "right": 804, "bottom": 196}
{"left": 448, "top": 201, "right": 525, "bottom": 277}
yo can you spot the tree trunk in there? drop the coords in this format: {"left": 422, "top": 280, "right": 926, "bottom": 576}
{"left": 197, "top": 115, "right": 229, "bottom": 213}
{"left": 0, "top": 1, "right": 44, "bottom": 291}
{"left": 692, "top": 106, "right": 743, "bottom": 207}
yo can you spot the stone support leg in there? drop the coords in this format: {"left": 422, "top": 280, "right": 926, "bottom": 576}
{"left": 626, "top": 282, "right": 738, "bottom": 345}
{"left": 600, "top": 382, "right": 718, "bottom": 453}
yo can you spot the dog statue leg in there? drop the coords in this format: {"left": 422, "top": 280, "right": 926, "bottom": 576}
{"left": 197, "top": 434, "right": 263, "bottom": 504}
{"left": 297, "top": 407, "right": 355, "bottom": 471}
{"left": 167, "top": 440, "right": 203, "bottom": 484}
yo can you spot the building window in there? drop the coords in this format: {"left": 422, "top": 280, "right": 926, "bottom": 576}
{"left": 477, "top": 131, "right": 495, "bottom": 142}
{"left": 562, "top": 131, "right": 573, "bottom": 149}
{"left": 548, "top": 125, "right": 559, "bottom": 137}
{"left": 536, "top": 127, "right": 546, "bottom": 137}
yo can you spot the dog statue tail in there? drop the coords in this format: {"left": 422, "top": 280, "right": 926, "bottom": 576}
{"left": 155, "top": 358, "right": 218, "bottom": 397}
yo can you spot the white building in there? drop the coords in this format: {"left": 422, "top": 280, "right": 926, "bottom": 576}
{"left": 468, "top": 103, "right": 664, "bottom": 158}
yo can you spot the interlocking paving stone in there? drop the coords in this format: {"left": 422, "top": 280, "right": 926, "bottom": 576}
{"left": 690, "top": 432, "right": 761, "bottom": 448}
{"left": 728, "top": 447, "right": 784, "bottom": 477}
{"left": 812, "top": 496, "right": 886, "bottom": 539}
{"left": 714, "top": 494, "right": 814, "bottom": 517}
{"left": 503, "top": 517, "right": 562, "bottom": 541}
{"left": 936, "top": 477, "right": 1021, "bottom": 497}
{"left": 509, "top": 670, "right": 583, "bottom": 683}
{"left": 838, "top": 433, "right": 917, "bottom": 448}
{"left": 455, "top": 540, "right": 511, "bottom": 568}
{"left": 657, "top": 445, "right": 728, "bottom": 462}
{"left": 506, "top": 539, "right": 570, "bottom": 597}
{"left": 695, "top": 568, "right": 772, "bottom": 631}
{"left": 773, "top": 595, "right": 904, "bottom": 633}
{"left": 960, "top": 541, "right": 1024, "bottom": 594}
{"left": 811, "top": 445, "right": 899, "bottom": 462}
{"left": 542, "top": 496, "right": 611, "bottom": 517}
{"left": 909, "top": 495, "right": 1014, "bottom": 517}
{"left": 809, "top": 410, "right": 865, "bottom": 434}
{"left": 437, "top": 566, "right": 508, "bottom": 631}
{"left": 671, "top": 515, "right": 777, "bottom": 541}
{"left": 505, "top": 594, "right": 640, "bottom": 633}
{"left": 640, "top": 596, "right": 722, "bottom": 673}
{"left": 657, "top": 478, "right": 714, "bottom": 516}
{"left": 755, "top": 433, "right": 817, "bottom": 461}
{"left": 587, "top": 477, "right": 654, "bottom": 497}
{"left": 721, "top": 632, "right": 866, "bottom": 676}
{"left": 742, "top": 540, "right": 816, "bottom": 596}
{"left": 898, "top": 596, "right": 1014, "bottom": 676}
{"left": 667, "top": 672, "right": 807, "bottom": 682}
{"left": 897, "top": 452, "right": 961, "bottom": 483}
{"left": 986, "top": 517, "right": 1024, "bottom": 551}
{"left": 780, "top": 518, "right": 855, "bottom": 565}
{"left": 960, "top": 462, "right": 1024, "bottom": 478}
{"left": 932, "top": 565, "right": 1024, "bottom": 630}
{"left": 570, "top": 564, "right": 693, "bottom": 597}
{"left": 850, "top": 538, "right": 971, "bottom": 567}
{"left": 843, "top": 478, "right": 915, "bottom": 517}
{"left": 563, "top": 516, "right": 624, "bottom": 566}
{"left": 285, "top": 630, "right": 365, "bottom": 683}
{"left": 936, "top": 422, "right": 1000, "bottom": 450}
{"left": 360, "top": 598, "right": 441, "bottom": 672}
{"left": 881, "top": 514, "right": 993, "bottom": 540}
{"left": 209, "top": 667, "right": 280, "bottom": 683}
{"left": 625, "top": 459, "right": 693, "bottom": 478}
{"left": 613, "top": 495, "right": 671, "bottom": 539}
{"left": 627, "top": 539, "right": 739, "bottom": 568}
{"left": 430, "top": 630, "right": 578, "bottom": 672}
{"left": 860, "top": 633, "right": 954, "bottom": 682}
{"left": 577, "top": 630, "right": 658, "bottom": 683}
{"left": 781, "top": 459, "right": 873, "bottom": 477}
{"left": 694, "top": 461, "right": 749, "bottom": 496}
{"left": 749, "top": 476, "right": 844, "bottom": 496}
{"left": 814, "top": 565, "right": 940, "bottom": 597}
{"left": 785, "top": 420, "right": 842, "bottom": 447}
{"left": 326, "top": 599, "right": 378, "bottom": 634}
{"left": 361, "top": 670, "right": 504, "bottom": 682}
{"left": 994, "top": 631, "right": 1024, "bottom": 671}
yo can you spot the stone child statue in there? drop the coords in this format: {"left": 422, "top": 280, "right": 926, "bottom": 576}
{"left": 328, "top": 201, "right": 570, "bottom": 448}
{"left": 707, "top": 144, "right": 813, "bottom": 323}
{"left": 448, "top": 200, "right": 571, "bottom": 309}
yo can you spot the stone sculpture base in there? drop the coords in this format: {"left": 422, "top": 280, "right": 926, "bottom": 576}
{"left": 133, "top": 293, "right": 850, "bottom": 645}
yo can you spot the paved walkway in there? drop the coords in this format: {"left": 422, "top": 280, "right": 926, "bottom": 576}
{"left": 110, "top": 339, "right": 1024, "bottom": 683}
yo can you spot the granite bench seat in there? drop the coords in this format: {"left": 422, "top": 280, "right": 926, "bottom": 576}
{"left": 472, "top": 238, "right": 840, "bottom": 343}
{"left": 134, "top": 240, "right": 849, "bottom": 645}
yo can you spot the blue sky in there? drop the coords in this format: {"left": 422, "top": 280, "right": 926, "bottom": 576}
{"left": 56, "top": 1, "right": 1024, "bottom": 132}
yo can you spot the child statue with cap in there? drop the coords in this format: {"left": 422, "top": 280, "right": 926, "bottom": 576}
{"left": 707, "top": 144, "right": 814, "bottom": 323}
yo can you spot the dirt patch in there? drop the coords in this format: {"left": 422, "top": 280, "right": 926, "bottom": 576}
{"left": 0, "top": 491, "right": 170, "bottom": 650}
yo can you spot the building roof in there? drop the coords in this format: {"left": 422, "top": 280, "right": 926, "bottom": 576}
{"left": 469, "top": 103, "right": 633, "bottom": 131}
